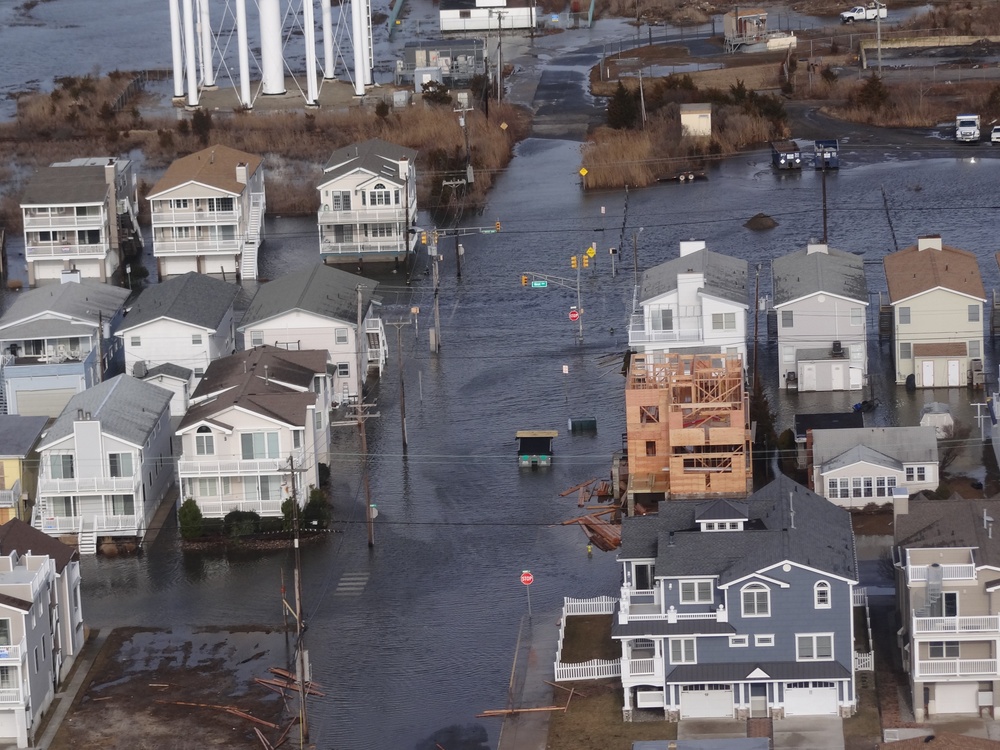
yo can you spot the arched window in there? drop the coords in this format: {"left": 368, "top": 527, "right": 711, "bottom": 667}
{"left": 814, "top": 581, "right": 831, "bottom": 609}
{"left": 741, "top": 583, "right": 770, "bottom": 617}
{"left": 195, "top": 425, "right": 214, "bottom": 456}
{"left": 370, "top": 182, "right": 391, "bottom": 206}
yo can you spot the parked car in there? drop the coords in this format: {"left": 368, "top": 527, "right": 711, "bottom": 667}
{"left": 991, "top": 125, "right": 1000, "bottom": 144}
{"left": 840, "top": 2, "right": 887, "bottom": 22}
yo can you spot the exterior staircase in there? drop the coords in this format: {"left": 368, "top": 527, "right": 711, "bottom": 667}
{"left": 240, "top": 194, "right": 265, "bottom": 281}
{"left": 77, "top": 519, "right": 97, "bottom": 556}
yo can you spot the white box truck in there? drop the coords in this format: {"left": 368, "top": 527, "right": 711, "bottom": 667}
{"left": 955, "top": 114, "right": 981, "bottom": 143}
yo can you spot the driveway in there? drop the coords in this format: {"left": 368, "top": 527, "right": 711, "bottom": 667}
{"left": 677, "top": 719, "right": 748, "bottom": 739}
{"left": 773, "top": 716, "right": 845, "bottom": 750}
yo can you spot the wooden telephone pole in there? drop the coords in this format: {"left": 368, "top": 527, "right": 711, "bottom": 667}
{"left": 356, "top": 285, "right": 376, "bottom": 547}
{"left": 384, "top": 313, "right": 417, "bottom": 453}
{"left": 285, "top": 455, "right": 309, "bottom": 742}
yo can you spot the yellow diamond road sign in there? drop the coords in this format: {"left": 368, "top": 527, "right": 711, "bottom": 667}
{"left": 579, "top": 167, "right": 588, "bottom": 177}
{"left": 586, "top": 247, "right": 596, "bottom": 258}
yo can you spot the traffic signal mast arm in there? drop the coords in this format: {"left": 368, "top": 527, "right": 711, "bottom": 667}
{"left": 520, "top": 272, "right": 577, "bottom": 291}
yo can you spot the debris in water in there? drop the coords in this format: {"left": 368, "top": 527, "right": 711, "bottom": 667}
{"left": 744, "top": 213, "right": 778, "bottom": 230}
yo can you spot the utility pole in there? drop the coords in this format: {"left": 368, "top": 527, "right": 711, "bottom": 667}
{"left": 875, "top": 6, "right": 883, "bottom": 76}
{"left": 431, "top": 232, "right": 441, "bottom": 353}
{"left": 753, "top": 264, "right": 761, "bottom": 392}
{"left": 286, "top": 455, "right": 309, "bottom": 743}
{"left": 495, "top": 11, "right": 504, "bottom": 102}
{"left": 356, "top": 285, "right": 375, "bottom": 547}
{"left": 384, "top": 316, "right": 415, "bottom": 452}
{"left": 97, "top": 309, "right": 105, "bottom": 380}
{"left": 821, "top": 166, "right": 828, "bottom": 244}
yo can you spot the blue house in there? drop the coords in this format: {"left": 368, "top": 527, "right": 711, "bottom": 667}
{"left": 614, "top": 475, "right": 859, "bottom": 721}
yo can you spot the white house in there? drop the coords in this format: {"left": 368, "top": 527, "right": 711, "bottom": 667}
{"left": 439, "top": 0, "right": 535, "bottom": 33}
{"left": 117, "top": 272, "right": 239, "bottom": 393}
{"left": 772, "top": 242, "right": 869, "bottom": 392}
{"left": 0, "top": 279, "right": 129, "bottom": 417}
{"left": 148, "top": 144, "right": 266, "bottom": 281}
{"left": 317, "top": 138, "right": 417, "bottom": 268}
{"left": 33, "top": 375, "right": 174, "bottom": 555}
{"left": 680, "top": 104, "right": 712, "bottom": 137}
{"left": 238, "top": 264, "right": 387, "bottom": 405}
{"left": 0, "top": 520, "right": 83, "bottom": 748}
{"left": 176, "top": 347, "right": 332, "bottom": 519}
{"left": 20, "top": 157, "right": 141, "bottom": 288}
{"left": 628, "top": 240, "right": 749, "bottom": 361}
{"left": 138, "top": 364, "right": 193, "bottom": 424}
{"left": 810, "top": 426, "right": 939, "bottom": 507}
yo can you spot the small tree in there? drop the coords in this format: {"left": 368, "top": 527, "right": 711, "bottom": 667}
{"left": 851, "top": 75, "right": 891, "bottom": 114}
{"left": 303, "top": 488, "right": 333, "bottom": 530}
{"left": 375, "top": 100, "right": 390, "bottom": 120}
{"left": 281, "top": 497, "right": 295, "bottom": 532}
{"left": 607, "top": 82, "right": 638, "bottom": 130}
{"left": 178, "top": 498, "right": 204, "bottom": 540}
{"left": 939, "top": 420, "right": 973, "bottom": 476}
{"left": 820, "top": 66, "right": 839, "bottom": 87}
{"left": 191, "top": 108, "right": 213, "bottom": 145}
{"left": 421, "top": 80, "right": 452, "bottom": 106}
{"left": 223, "top": 509, "right": 260, "bottom": 538}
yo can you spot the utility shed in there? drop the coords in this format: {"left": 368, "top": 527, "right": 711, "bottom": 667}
{"left": 679, "top": 104, "right": 712, "bottom": 137}
{"left": 516, "top": 430, "right": 557, "bottom": 467}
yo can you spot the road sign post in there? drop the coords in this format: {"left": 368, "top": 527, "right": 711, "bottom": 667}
{"left": 521, "top": 570, "right": 533, "bottom": 617}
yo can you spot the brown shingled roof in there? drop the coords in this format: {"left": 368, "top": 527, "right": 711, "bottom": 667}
{"left": 913, "top": 342, "right": 967, "bottom": 357}
{"left": 884, "top": 240, "right": 985, "bottom": 303}
{"left": 148, "top": 144, "right": 263, "bottom": 197}
{"left": 878, "top": 732, "right": 1000, "bottom": 749}
{"left": 0, "top": 518, "right": 77, "bottom": 574}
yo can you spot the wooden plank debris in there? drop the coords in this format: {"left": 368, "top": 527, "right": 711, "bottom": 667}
{"left": 477, "top": 706, "right": 567, "bottom": 717}
{"left": 544, "top": 680, "right": 589, "bottom": 698}
{"left": 156, "top": 700, "right": 280, "bottom": 730}
{"left": 559, "top": 478, "right": 599, "bottom": 497}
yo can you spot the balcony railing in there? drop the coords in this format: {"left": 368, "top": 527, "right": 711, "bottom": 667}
{"left": 318, "top": 207, "right": 406, "bottom": 224}
{"left": 94, "top": 515, "right": 139, "bottom": 533}
{"left": 0, "top": 639, "right": 27, "bottom": 663}
{"left": 320, "top": 239, "right": 409, "bottom": 257}
{"left": 916, "top": 658, "right": 998, "bottom": 679}
{"left": 907, "top": 564, "right": 977, "bottom": 584}
{"left": 150, "top": 209, "right": 238, "bottom": 225}
{"left": 195, "top": 499, "right": 284, "bottom": 518}
{"left": 179, "top": 452, "right": 305, "bottom": 477}
{"left": 25, "top": 243, "right": 108, "bottom": 257}
{"left": 37, "top": 515, "right": 82, "bottom": 534}
{"left": 625, "top": 657, "right": 659, "bottom": 676}
{"left": 24, "top": 214, "right": 105, "bottom": 230}
{"left": 153, "top": 238, "right": 242, "bottom": 255}
{"left": 0, "top": 688, "right": 22, "bottom": 704}
{"left": 627, "top": 315, "right": 704, "bottom": 346}
{"left": 38, "top": 475, "right": 139, "bottom": 495}
{"left": 914, "top": 616, "right": 1000, "bottom": 635}
{"left": 0, "top": 480, "right": 20, "bottom": 509}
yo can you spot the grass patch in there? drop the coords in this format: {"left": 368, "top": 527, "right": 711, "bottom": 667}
{"left": 548, "top": 681, "right": 677, "bottom": 750}
{"left": 561, "top": 615, "right": 619, "bottom": 662}
{"left": 843, "top": 674, "right": 881, "bottom": 744}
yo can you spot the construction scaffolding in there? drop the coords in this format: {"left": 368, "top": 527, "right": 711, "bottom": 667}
{"left": 624, "top": 352, "right": 752, "bottom": 514}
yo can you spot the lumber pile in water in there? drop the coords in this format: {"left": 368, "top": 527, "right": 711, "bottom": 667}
{"left": 561, "top": 508, "right": 621, "bottom": 551}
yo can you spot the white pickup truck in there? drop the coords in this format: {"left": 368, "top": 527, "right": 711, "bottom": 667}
{"left": 840, "top": 3, "right": 887, "bottom": 22}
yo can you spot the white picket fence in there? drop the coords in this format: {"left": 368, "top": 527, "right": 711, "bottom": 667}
{"left": 554, "top": 596, "right": 621, "bottom": 682}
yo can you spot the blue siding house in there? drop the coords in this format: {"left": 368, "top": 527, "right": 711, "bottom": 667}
{"left": 614, "top": 475, "right": 859, "bottom": 721}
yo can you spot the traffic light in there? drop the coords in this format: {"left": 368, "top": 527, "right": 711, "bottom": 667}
{"left": 521, "top": 274, "right": 528, "bottom": 286}
{"left": 495, "top": 220, "right": 502, "bottom": 232}
{"left": 420, "top": 231, "right": 428, "bottom": 244}
{"left": 571, "top": 256, "right": 578, "bottom": 269}
{"left": 582, "top": 255, "right": 590, "bottom": 268}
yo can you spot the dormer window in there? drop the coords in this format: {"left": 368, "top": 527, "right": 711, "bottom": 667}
{"left": 699, "top": 520, "right": 744, "bottom": 532}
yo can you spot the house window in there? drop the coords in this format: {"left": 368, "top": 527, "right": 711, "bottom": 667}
{"left": 335, "top": 328, "right": 349, "bottom": 345}
{"left": 814, "top": 581, "right": 831, "bottom": 609}
{"left": 943, "top": 592, "right": 958, "bottom": 618}
{"left": 899, "top": 307, "right": 911, "bottom": 324}
{"left": 680, "top": 580, "right": 713, "bottom": 604}
{"left": 704, "top": 522, "right": 716, "bottom": 531}
{"left": 367, "top": 223, "right": 394, "bottom": 238}
{"left": 241, "top": 432, "right": 279, "bottom": 460}
{"left": 197, "top": 478, "right": 230, "bottom": 497}
{"left": 645, "top": 441, "right": 656, "bottom": 457}
{"left": 195, "top": 426, "right": 214, "bottom": 456}
{"left": 863, "top": 477, "right": 873, "bottom": 497}
{"left": 130, "top": 336, "right": 141, "bottom": 347}
{"left": 906, "top": 467, "right": 914, "bottom": 482}
{"left": 170, "top": 199, "right": 189, "bottom": 209}
{"left": 876, "top": 477, "right": 889, "bottom": 497}
{"left": 851, "top": 307, "right": 864, "bottom": 326}
{"left": 669, "top": 638, "right": 696, "bottom": 664}
{"left": 782, "top": 346, "right": 794, "bottom": 364}
{"left": 33, "top": 648, "right": 38, "bottom": 674}
{"left": 741, "top": 583, "right": 770, "bottom": 617}
{"left": 329, "top": 191, "right": 351, "bottom": 211}
{"left": 852, "top": 478, "right": 862, "bottom": 498}
{"left": 755, "top": 634, "right": 774, "bottom": 647}
{"left": 729, "top": 635, "right": 749, "bottom": 648}
{"left": 796, "top": 633, "right": 834, "bottom": 661}
{"left": 651, "top": 309, "right": 673, "bottom": 332}
{"left": 917, "top": 467, "right": 926, "bottom": 481}
{"left": 110, "top": 495, "right": 135, "bottom": 515}
{"left": 899, "top": 342, "right": 911, "bottom": 360}
{"left": 712, "top": 313, "right": 736, "bottom": 330}
{"left": 970, "top": 340, "right": 981, "bottom": 358}
{"left": 314, "top": 412, "right": 323, "bottom": 430}
{"left": 929, "top": 641, "right": 960, "bottom": 659}
{"left": 50, "top": 497, "right": 76, "bottom": 517}
{"left": 969, "top": 305, "right": 980, "bottom": 323}
{"left": 781, "top": 310, "right": 793, "bottom": 328}
{"left": 192, "top": 334, "right": 203, "bottom": 345}
{"left": 369, "top": 183, "right": 391, "bottom": 206}
{"left": 337, "top": 362, "right": 350, "bottom": 377}
{"left": 250, "top": 331, "right": 264, "bottom": 347}
{"left": 639, "top": 406, "right": 659, "bottom": 424}
{"left": 108, "top": 453, "right": 133, "bottom": 478}
{"left": 293, "top": 431, "right": 302, "bottom": 449}
{"left": 50, "top": 455, "right": 74, "bottom": 480}
{"left": 194, "top": 367, "right": 204, "bottom": 378}
{"left": 207, "top": 197, "right": 234, "bottom": 212}
{"left": 0, "top": 620, "right": 10, "bottom": 646}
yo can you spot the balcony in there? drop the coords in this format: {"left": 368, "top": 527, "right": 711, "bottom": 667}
{"left": 914, "top": 616, "right": 1000, "bottom": 635}
{"left": 195, "top": 499, "right": 284, "bottom": 519}
{"left": 152, "top": 238, "right": 241, "bottom": 256}
{"left": 318, "top": 207, "right": 406, "bottom": 224}
{"left": 178, "top": 451, "right": 306, "bottom": 477}
{"left": 320, "top": 239, "right": 408, "bottom": 257}
{"left": 38, "top": 475, "right": 139, "bottom": 496}
{"left": 0, "top": 638, "right": 27, "bottom": 663}
{"left": 150, "top": 209, "right": 238, "bottom": 225}
{"left": 23, "top": 214, "right": 105, "bottom": 231}
{"left": 25, "top": 242, "right": 108, "bottom": 258}
{"left": 0, "top": 688, "right": 22, "bottom": 704}
{"left": 907, "top": 564, "right": 977, "bottom": 585}
{"left": 94, "top": 515, "right": 139, "bottom": 534}
{"left": 0, "top": 480, "right": 20, "bottom": 509}
{"left": 915, "top": 658, "right": 998, "bottom": 679}
{"left": 627, "top": 315, "right": 704, "bottom": 347}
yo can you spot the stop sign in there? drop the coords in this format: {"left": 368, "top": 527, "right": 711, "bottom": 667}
{"left": 568, "top": 309, "right": 580, "bottom": 322}
{"left": 520, "top": 571, "right": 534, "bottom": 586}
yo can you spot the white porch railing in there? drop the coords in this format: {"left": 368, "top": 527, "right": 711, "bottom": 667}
{"left": 153, "top": 238, "right": 241, "bottom": 255}
{"left": 554, "top": 658, "right": 622, "bottom": 682}
{"left": 908, "top": 564, "right": 976, "bottom": 583}
{"left": 915, "top": 658, "right": 998, "bottom": 678}
{"left": 914, "top": 616, "right": 1000, "bottom": 634}
{"left": 23, "top": 214, "right": 105, "bottom": 230}
{"left": 38, "top": 516, "right": 82, "bottom": 534}
{"left": 318, "top": 207, "right": 406, "bottom": 224}
{"left": 178, "top": 452, "right": 305, "bottom": 477}
{"left": 853, "top": 587, "right": 868, "bottom": 607}
{"left": 0, "top": 639, "right": 27, "bottom": 663}
{"left": 554, "top": 596, "right": 622, "bottom": 682}
{"left": 196, "top": 499, "right": 284, "bottom": 518}
{"left": 855, "top": 651, "right": 874, "bottom": 671}
{"left": 627, "top": 315, "right": 704, "bottom": 347}
{"left": 94, "top": 515, "right": 139, "bottom": 533}
{"left": 38, "top": 475, "right": 139, "bottom": 495}
{"left": 626, "top": 658, "right": 657, "bottom": 676}
{"left": 320, "top": 239, "right": 408, "bottom": 256}
{"left": 565, "top": 596, "right": 616, "bottom": 615}
{"left": 150, "top": 209, "right": 238, "bottom": 225}
{"left": 0, "top": 480, "right": 21, "bottom": 509}
{"left": 0, "top": 688, "right": 22, "bottom": 704}
{"left": 26, "top": 243, "right": 107, "bottom": 257}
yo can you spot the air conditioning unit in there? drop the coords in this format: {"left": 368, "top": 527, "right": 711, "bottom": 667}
{"left": 831, "top": 340, "right": 844, "bottom": 357}
{"left": 133, "top": 361, "right": 148, "bottom": 378}
{"left": 972, "top": 358, "right": 984, "bottom": 373}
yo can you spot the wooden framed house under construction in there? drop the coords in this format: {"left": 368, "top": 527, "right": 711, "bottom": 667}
{"left": 624, "top": 352, "right": 751, "bottom": 514}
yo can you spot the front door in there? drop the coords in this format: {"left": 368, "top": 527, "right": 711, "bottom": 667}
{"left": 830, "top": 363, "right": 845, "bottom": 391}
{"left": 922, "top": 360, "right": 935, "bottom": 388}
{"left": 801, "top": 364, "right": 817, "bottom": 391}
{"left": 750, "top": 683, "right": 768, "bottom": 718}
{"left": 947, "top": 360, "right": 961, "bottom": 386}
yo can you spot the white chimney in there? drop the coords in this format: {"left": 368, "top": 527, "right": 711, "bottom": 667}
{"left": 917, "top": 235, "right": 943, "bottom": 252}
{"left": 236, "top": 163, "right": 248, "bottom": 185}
{"left": 679, "top": 239, "right": 706, "bottom": 257}
{"left": 806, "top": 243, "right": 828, "bottom": 255}
{"left": 398, "top": 156, "right": 409, "bottom": 181}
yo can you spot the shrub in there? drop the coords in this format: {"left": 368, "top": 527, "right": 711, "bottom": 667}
{"left": 421, "top": 80, "right": 453, "bottom": 105}
{"left": 375, "top": 100, "right": 390, "bottom": 120}
{"left": 281, "top": 497, "right": 295, "bottom": 531}
{"left": 936, "top": 483, "right": 952, "bottom": 499}
{"left": 191, "top": 108, "right": 213, "bottom": 145}
{"left": 258, "top": 517, "right": 285, "bottom": 534}
{"left": 223, "top": 509, "right": 260, "bottom": 538}
{"left": 303, "top": 488, "right": 333, "bottom": 529}
{"left": 178, "top": 498, "right": 204, "bottom": 540}
{"left": 607, "top": 81, "right": 638, "bottom": 129}
{"left": 851, "top": 75, "right": 891, "bottom": 113}
{"left": 318, "top": 463, "right": 331, "bottom": 486}
{"left": 821, "top": 66, "right": 839, "bottom": 86}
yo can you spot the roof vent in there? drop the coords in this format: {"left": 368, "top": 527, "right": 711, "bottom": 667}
{"left": 917, "top": 235, "right": 942, "bottom": 252}
{"left": 806, "top": 242, "right": 828, "bottom": 255}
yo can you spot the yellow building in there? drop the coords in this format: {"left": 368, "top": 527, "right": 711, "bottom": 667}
{"left": 0, "top": 417, "right": 48, "bottom": 523}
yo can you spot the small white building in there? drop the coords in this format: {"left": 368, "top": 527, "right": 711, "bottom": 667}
{"left": 679, "top": 104, "right": 712, "bottom": 137}
{"left": 33, "top": 375, "right": 174, "bottom": 554}
{"left": 238, "top": 264, "right": 387, "bottom": 405}
{"left": 148, "top": 144, "right": 266, "bottom": 281}
{"left": 439, "top": 0, "right": 536, "bottom": 33}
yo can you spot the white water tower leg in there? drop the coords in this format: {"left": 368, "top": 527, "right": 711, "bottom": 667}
{"left": 322, "top": 0, "right": 335, "bottom": 79}
{"left": 303, "top": 0, "right": 318, "bottom": 105}
{"left": 182, "top": 0, "right": 199, "bottom": 107}
{"left": 350, "top": 0, "right": 365, "bottom": 96}
{"left": 259, "top": 0, "right": 286, "bottom": 95}
{"left": 197, "top": 0, "right": 215, "bottom": 87}
{"left": 169, "top": 0, "right": 185, "bottom": 98}
{"left": 236, "top": 0, "right": 252, "bottom": 107}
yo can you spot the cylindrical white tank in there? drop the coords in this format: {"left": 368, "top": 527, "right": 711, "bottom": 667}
{"left": 321, "top": 0, "right": 334, "bottom": 79}
{"left": 303, "top": 0, "right": 318, "bottom": 104}
{"left": 259, "top": 0, "right": 286, "bottom": 95}
{"left": 236, "top": 0, "right": 252, "bottom": 107}
{"left": 197, "top": 0, "right": 215, "bottom": 87}
{"left": 169, "top": 0, "right": 184, "bottom": 98}
{"left": 182, "top": 0, "right": 199, "bottom": 106}
{"left": 351, "top": 0, "right": 365, "bottom": 96}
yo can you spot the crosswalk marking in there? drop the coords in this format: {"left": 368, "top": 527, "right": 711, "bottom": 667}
{"left": 332, "top": 572, "right": 370, "bottom": 597}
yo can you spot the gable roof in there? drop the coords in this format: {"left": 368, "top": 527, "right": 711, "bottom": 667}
{"left": 239, "top": 264, "right": 378, "bottom": 330}
{"left": 321, "top": 138, "right": 417, "bottom": 184}
{"left": 694, "top": 498, "right": 749, "bottom": 521}
{"left": 180, "top": 346, "right": 326, "bottom": 430}
{"left": 639, "top": 248, "right": 748, "bottom": 307}
{"left": 0, "top": 519, "right": 77, "bottom": 573}
{"left": 39, "top": 375, "right": 172, "bottom": 450}
{"left": 771, "top": 244, "right": 867, "bottom": 306}
{"left": 619, "top": 474, "right": 856, "bottom": 584}
{"left": 0, "top": 281, "right": 130, "bottom": 334}
{"left": 793, "top": 411, "right": 864, "bottom": 440}
{"left": 896, "top": 497, "right": 1000, "bottom": 567}
{"left": 0, "top": 416, "right": 47, "bottom": 458}
{"left": 884, "top": 240, "right": 985, "bottom": 302}
{"left": 148, "top": 144, "right": 263, "bottom": 197}
{"left": 119, "top": 272, "right": 239, "bottom": 332}
{"left": 811, "top": 426, "right": 938, "bottom": 469}
{"left": 21, "top": 165, "right": 109, "bottom": 206}
{"left": 143, "top": 363, "right": 194, "bottom": 382}
{"left": 822, "top": 444, "right": 902, "bottom": 473}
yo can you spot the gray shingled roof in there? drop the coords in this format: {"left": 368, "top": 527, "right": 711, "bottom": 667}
{"left": 321, "top": 138, "right": 417, "bottom": 183}
{"left": 39, "top": 375, "right": 172, "bottom": 450}
{"left": 694, "top": 499, "right": 749, "bottom": 522}
{"left": 811, "top": 427, "right": 938, "bottom": 470}
{"left": 793, "top": 412, "right": 864, "bottom": 440}
{"left": 639, "top": 248, "right": 748, "bottom": 307}
{"left": 238, "top": 264, "right": 377, "bottom": 329}
{"left": 0, "top": 519, "right": 77, "bottom": 573}
{"left": 0, "top": 281, "right": 129, "bottom": 333}
{"left": 119, "top": 273, "right": 239, "bottom": 332}
{"left": 21, "top": 165, "right": 109, "bottom": 206}
{"left": 619, "top": 475, "right": 857, "bottom": 584}
{"left": 143, "top": 363, "right": 193, "bottom": 381}
{"left": 0, "top": 417, "right": 47, "bottom": 458}
{"left": 772, "top": 244, "right": 868, "bottom": 306}
{"left": 823, "top": 444, "right": 902, "bottom": 473}
{"left": 896, "top": 497, "right": 1000, "bottom": 567}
